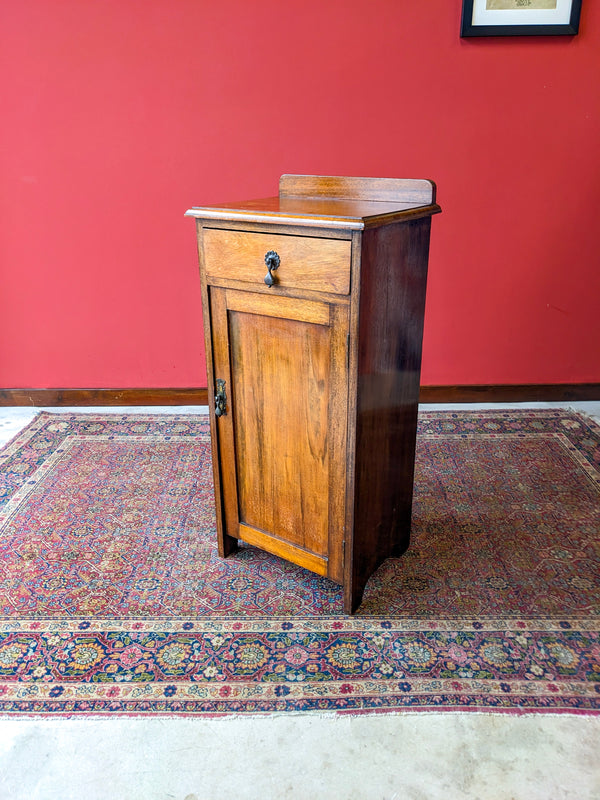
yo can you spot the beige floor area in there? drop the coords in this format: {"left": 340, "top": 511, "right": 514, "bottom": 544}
{"left": 1, "top": 713, "right": 599, "bottom": 800}
{"left": 0, "top": 403, "right": 599, "bottom": 800}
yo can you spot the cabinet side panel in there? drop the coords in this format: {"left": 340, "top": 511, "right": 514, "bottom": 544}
{"left": 348, "top": 218, "right": 432, "bottom": 610}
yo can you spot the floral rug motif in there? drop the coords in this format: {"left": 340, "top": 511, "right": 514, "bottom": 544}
{"left": 0, "top": 410, "right": 598, "bottom": 716}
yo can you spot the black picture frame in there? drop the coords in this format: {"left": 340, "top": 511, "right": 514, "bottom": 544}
{"left": 461, "top": 0, "right": 582, "bottom": 37}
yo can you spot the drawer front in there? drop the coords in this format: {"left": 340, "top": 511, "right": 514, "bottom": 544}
{"left": 203, "top": 229, "right": 351, "bottom": 294}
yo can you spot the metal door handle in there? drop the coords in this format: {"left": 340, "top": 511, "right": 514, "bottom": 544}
{"left": 215, "top": 379, "right": 227, "bottom": 417}
{"left": 264, "top": 250, "right": 280, "bottom": 287}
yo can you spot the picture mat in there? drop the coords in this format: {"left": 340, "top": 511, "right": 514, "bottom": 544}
{"left": 473, "top": 0, "right": 572, "bottom": 25}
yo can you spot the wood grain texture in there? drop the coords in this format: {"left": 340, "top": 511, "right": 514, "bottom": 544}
{"left": 419, "top": 384, "right": 600, "bottom": 402}
{"left": 208, "top": 287, "right": 240, "bottom": 558}
{"left": 326, "top": 303, "right": 351, "bottom": 584}
{"left": 230, "top": 310, "right": 331, "bottom": 554}
{"left": 345, "top": 218, "right": 433, "bottom": 613}
{"left": 238, "top": 524, "right": 328, "bottom": 577}
{"left": 204, "top": 228, "right": 352, "bottom": 294}
{"left": 209, "top": 288, "right": 349, "bottom": 581}
{"left": 186, "top": 196, "right": 440, "bottom": 230}
{"left": 195, "top": 223, "right": 237, "bottom": 558}
{"left": 225, "top": 289, "right": 331, "bottom": 326}
{"left": 188, "top": 174, "right": 441, "bottom": 613}
{"left": 279, "top": 174, "right": 436, "bottom": 205}
{"left": 195, "top": 220, "right": 353, "bottom": 240}
{"left": 206, "top": 275, "right": 351, "bottom": 307}
{"left": 0, "top": 388, "right": 209, "bottom": 406}
{"left": 2, "top": 383, "right": 596, "bottom": 409}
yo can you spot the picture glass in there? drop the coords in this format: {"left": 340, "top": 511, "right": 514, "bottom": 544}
{"left": 472, "top": 0, "right": 573, "bottom": 25}
{"left": 486, "top": 1, "right": 557, "bottom": 8}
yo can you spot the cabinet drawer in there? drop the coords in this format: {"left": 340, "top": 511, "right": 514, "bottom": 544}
{"left": 203, "top": 229, "right": 351, "bottom": 294}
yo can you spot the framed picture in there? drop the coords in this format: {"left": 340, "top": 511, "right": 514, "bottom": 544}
{"left": 461, "top": 0, "right": 582, "bottom": 37}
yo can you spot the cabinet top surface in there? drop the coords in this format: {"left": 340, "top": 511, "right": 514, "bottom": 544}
{"left": 185, "top": 195, "right": 440, "bottom": 230}
{"left": 185, "top": 175, "right": 441, "bottom": 230}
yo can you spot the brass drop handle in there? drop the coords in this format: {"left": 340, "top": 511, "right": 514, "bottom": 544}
{"left": 264, "top": 250, "right": 280, "bottom": 287}
{"left": 215, "top": 379, "right": 227, "bottom": 417}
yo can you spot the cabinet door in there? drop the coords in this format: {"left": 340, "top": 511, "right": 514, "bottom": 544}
{"left": 210, "top": 287, "right": 349, "bottom": 584}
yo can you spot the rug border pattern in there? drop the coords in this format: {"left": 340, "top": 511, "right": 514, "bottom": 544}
{"left": 0, "top": 409, "right": 598, "bottom": 716}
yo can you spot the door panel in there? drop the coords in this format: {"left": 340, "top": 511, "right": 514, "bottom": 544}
{"left": 210, "top": 287, "right": 348, "bottom": 582}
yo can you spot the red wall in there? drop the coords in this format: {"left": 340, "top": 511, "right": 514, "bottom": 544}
{"left": 1, "top": 0, "right": 599, "bottom": 388}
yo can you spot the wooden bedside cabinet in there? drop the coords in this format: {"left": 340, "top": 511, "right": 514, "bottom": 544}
{"left": 186, "top": 175, "right": 440, "bottom": 613}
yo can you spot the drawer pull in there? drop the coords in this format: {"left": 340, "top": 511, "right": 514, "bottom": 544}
{"left": 264, "top": 250, "right": 280, "bottom": 287}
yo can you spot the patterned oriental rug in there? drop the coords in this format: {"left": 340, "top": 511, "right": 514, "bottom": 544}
{"left": 0, "top": 410, "right": 598, "bottom": 717}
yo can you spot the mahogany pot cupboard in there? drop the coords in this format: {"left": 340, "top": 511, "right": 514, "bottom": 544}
{"left": 186, "top": 175, "right": 441, "bottom": 613}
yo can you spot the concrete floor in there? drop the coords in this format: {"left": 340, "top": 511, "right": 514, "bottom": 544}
{"left": 0, "top": 403, "right": 599, "bottom": 800}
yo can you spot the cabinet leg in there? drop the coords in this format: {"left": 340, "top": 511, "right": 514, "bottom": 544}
{"left": 343, "top": 579, "right": 367, "bottom": 615}
{"left": 391, "top": 531, "right": 411, "bottom": 558}
{"left": 218, "top": 533, "right": 238, "bottom": 558}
